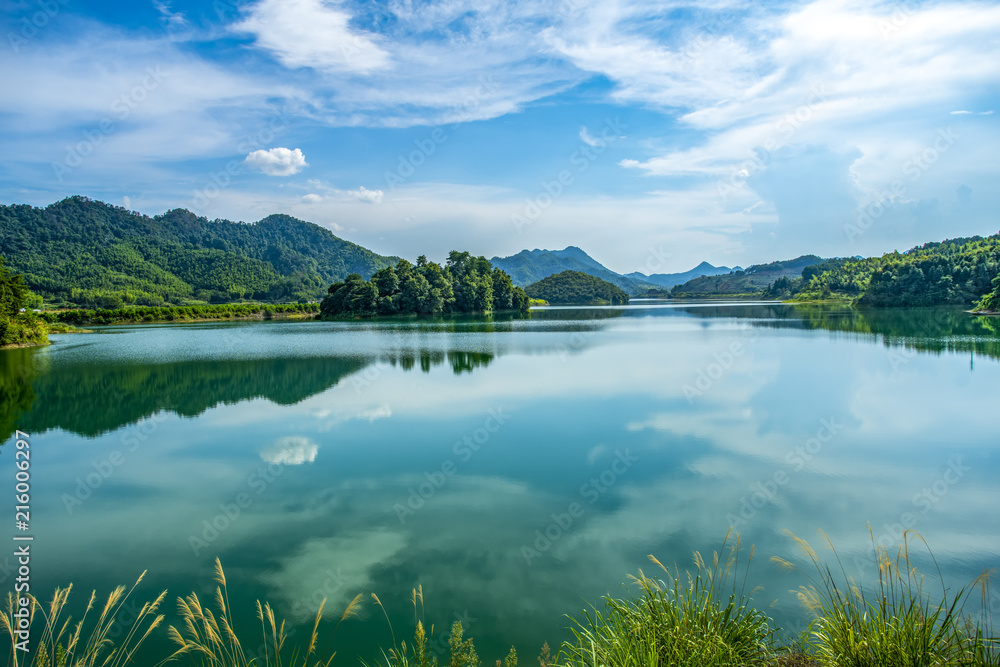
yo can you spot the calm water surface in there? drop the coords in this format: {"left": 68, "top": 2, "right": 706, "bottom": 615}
{"left": 1, "top": 302, "right": 999, "bottom": 661}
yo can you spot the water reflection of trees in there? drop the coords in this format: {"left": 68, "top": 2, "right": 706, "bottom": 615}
{"left": 0, "top": 347, "right": 497, "bottom": 441}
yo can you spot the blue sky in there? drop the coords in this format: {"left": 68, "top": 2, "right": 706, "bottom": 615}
{"left": 2, "top": 0, "right": 999, "bottom": 273}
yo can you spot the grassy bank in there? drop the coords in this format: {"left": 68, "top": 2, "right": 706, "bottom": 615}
{"left": 0, "top": 313, "right": 48, "bottom": 348}
{"left": 2, "top": 531, "right": 997, "bottom": 666}
{"left": 37, "top": 303, "right": 320, "bottom": 327}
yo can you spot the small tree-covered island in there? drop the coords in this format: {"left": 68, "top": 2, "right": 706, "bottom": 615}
{"left": 320, "top": 251, "right": 529, "bottom": 318}
{"left": 525, "top": 270, "right": 630, "bottom": 306}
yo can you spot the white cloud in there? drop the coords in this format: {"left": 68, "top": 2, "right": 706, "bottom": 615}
{"left": 244, "top": 147, "right": 308, "bottom": 176}
{"left": 153, "top": 0, "right": 188, "bottom": 28}
{"left": 579, "top": 127, "right": 601, "bottom": 147}
{"left": 951, "top": 110, "right": 973, "bottom": 115}
{"left": 301, "top": 193, "right": 323, "bottom": 203}
{"left": 234, "top": 0, "right": 390, "bottom": 74}
{"left": 260, "top": 436, "right": 319, "bottom": 465}
{"left": 346, "top": 186, "right": 383, "bottom": 204}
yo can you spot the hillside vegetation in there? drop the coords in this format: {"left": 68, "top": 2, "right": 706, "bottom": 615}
{"left": 321, "top": 251, "right": 528, "bottom": 317}
{"left": 0, "top": 258, "right": 47, "bottom": 347}
{"left": 748, "top": 235, "right": 1000, "bottom": 307}
{"left": 525, "top": 270, "right": 630, "bottom": 305}
{"left": 491, "top": 246, "right": 655, "bottom": 293}
{"left": 0, "top": 197, "right": 399, "bottom": 307}
{"left": 792, "top": 235, "right": 1000, "bottom": 306}
{"left": 671, "top": 255, "right": 823, "bottom": 297}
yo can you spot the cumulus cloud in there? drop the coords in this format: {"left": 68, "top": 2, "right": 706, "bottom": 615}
{"left": 244, "top": 147, "right": 308, "bottom": 176}
{"left": 346, "top": 186, "right": 383, "bottom": 204}
{"left": 260, "top": 436, "right": 319, "bottom": 465}
{"left": 301, "top": 193, "right": 323, "bottom": 203}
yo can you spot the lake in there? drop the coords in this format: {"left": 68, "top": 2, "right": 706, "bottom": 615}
{"left": 2, "top": 302, "right": 999, "bottom": 662}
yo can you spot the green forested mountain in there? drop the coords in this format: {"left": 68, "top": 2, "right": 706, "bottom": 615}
{"left": 321, "top": 251, "right": 528, "bottom": 317}
{"left": 491, "top": 246, "right": 654, "bottom": 293}
{"left": 671, "top": 255, "right": 823, "bottom": 298}
{"left": 789, "top": 235, "right": 1000, "bottom": 306}
{"left": 0, "top": 197, "right": 399, "bottom": 306}
{"left": 525, "top": 270, "right": 630, "bottom": 305}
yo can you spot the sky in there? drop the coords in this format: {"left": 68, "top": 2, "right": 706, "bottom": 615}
{"left": 2, "top": 0, "right": 999, "bottom": 274}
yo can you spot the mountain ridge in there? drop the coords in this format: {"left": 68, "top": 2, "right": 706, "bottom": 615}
{"left": 490, "top": 247, "right": 736, "bottom": 295}
{"left": 0, "top": 196, "right": 400, "bottom": 306}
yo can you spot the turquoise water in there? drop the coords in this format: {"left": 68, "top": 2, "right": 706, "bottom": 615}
{"left": 1, "top": 303, "right": 999, "bottom": 661}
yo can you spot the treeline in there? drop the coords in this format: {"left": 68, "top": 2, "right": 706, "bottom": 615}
{"left": 672, "top": 255, "right": 823, "bottom": 298}
{"left": 525, "top": 270, "right": 630, "bottom": 305}
{"left": 975, "top": 274, "right": 1000, "bottom": 312}
{"left": 756, "top": 235, "right": 1000, "bottom": 308}
{"left": 0, "top": 196, "right": 398, "bottom": 307}
{"left": 0, "top": 258, "right": 47, "bottom": 347}
{"left": 39, "top": 303, "right": 319, "bottom": 326}
{"left": 321, "top": 252, "right": 528, "bottom": 318}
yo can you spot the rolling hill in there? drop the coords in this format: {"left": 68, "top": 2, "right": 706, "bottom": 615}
{"left": 525, "top": 270, "right": 630, "bottom": 305}
{"left": 0, "top": 197, "right": 399, "bottom": 307}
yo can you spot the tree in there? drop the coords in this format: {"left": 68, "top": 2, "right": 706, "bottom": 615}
{"left": 0, "top": 257, "right": 28, "bottom": 319}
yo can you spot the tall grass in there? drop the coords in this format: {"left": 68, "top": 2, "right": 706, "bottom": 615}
{"left": 167, "top": 558, "right": 361, "bottom": 667}
{"left": 557, "top": 531, "right": 776, "bottom": 667}
{"left": 774, "top": 527, "right": 1000, "bottom": 667}
{"left": 0, "top": 571, "right": 165, "bottom": 667}
{"left": 361, "top": 586, "right": 506, "bottom": 667}
{"left": 3, "top": 533, "right": 996, "bottom": 667}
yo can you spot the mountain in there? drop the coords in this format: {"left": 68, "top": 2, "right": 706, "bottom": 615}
{"left": 490, "top": 246, "right": 641, "bottom": 292}
{"left": 624, "top": 261, "right": 741, "bottom": 289}
{"left": 490, "top": 247, "right": 731, "bottom": 295}
{"left": 525, "top": 271, "right": 630, "bottom": 306}
{"left": 0, "top": 197, "right": 400, "bottom": 307}
{"left": 671, "top": 255, "right": 824, "bottom": 297}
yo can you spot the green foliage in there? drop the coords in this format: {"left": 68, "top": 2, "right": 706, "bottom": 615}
{"left": 0, "top": 257, "right": 48, "bottom": 347}
{"left": 776, "top": 529, "right": 999, "bottom": 667}
{"left": 490, "top": 247, "right": 652, "bottom": 294}
{"left": 37, "top": 302, "right": 317, "bottom": 326}
{"left": 974, "top": 272, "right": 1000, "bottom": 312}
{"left": 320, "top": 254, "right": 527, "bottom": 318}
{"left": 672, "top": 255, "right": 823, "bottom": 298}
{"left": 524, "top": 271, "right": 630, "bottom": 305}
{"left": 0, "top": 196, "right": 399, "bottom": 306}
{"left": 795, "top": 235, "right": 1000, "bottom": 307}
{"left": 558, "top": 533, "right": 776, "bottom": 667}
